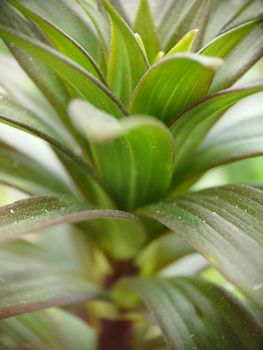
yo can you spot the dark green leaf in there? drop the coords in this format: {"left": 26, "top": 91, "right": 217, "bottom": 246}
{"left": 12, "top": 0, "right": 105, "bottom": 81}
{"left": 12, "top": 0, "right": 99, "bottom": 59}
{"left": 129, "top": 54, "right": 222, "bottom": 124}
{"left": 170, "top": 84, "right": 263, "bottom": 182}
{"left": 103, "top": 0, "right": 148, "bottom": 106}
{"left": 0, "top": 25, "right": 126, "bottom": 118}
{"left": 134, "top": 0, "right": 160, "bottom": 63}
{"left": 0, "top": 269, "right": 103, "bottom": 319}
{"left": 200, "top": 19, "right": 263, "bottom": 92}
{"left": 139, "top": 185, "right": 263, "bottom": 307}
{"left": 128, "top": 277, "right": 263, "bottom": 349}
{"left": 189, "top": 115, "right": 263, "bottom": 176}
{"left": 0, "top": 195, "right": 136, "bottom": 244}
{"left": 0, "top": 0, "right": 71, "bottom": 121}
{"left": 0, "top": 140, "right": 72, "bottom": 195}
{"left": 70, "top": 100, "right": 175, "bottom": 210}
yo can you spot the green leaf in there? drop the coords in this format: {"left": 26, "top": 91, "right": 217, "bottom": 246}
{"left": 0, "top": 25, "right": 126, "bottom": 118}
{"left": 128, "top": 277, "right": 263, "bottom": 350}
{"left": 158, "top": 0, "right": 212, "bottom": 52}
{"left": 0, "top": 0, "right": 71, "bottom": 121}
{"left": 135, "top": 233, "right": 193, "bottom": 276}
{"left": 103, "top": 0, "right": 148, "bottom": 106}
{"left": 70, "top": 100, "right": 175, "bottom": 210}
{"left": 202, "top": 0, "right": 251, "bottom": 44}
{"left": 223, "top": 0, "right": 263, "bottom": 31}
{"left": 0, "top": 269, "right": 103, "bottom": 319}
{"left": 76, "top": 0, "right": 111, "bottom": 66}
{"left": 12, "top": 0, "right": 105, "bottom": 81}
{"left": 200, "top": 19, "right": 263, "bottom": 92}
{"left": 0, "top": 94, "right": 109, "bottom": 202}
{"left": 139, "top": 185, "right": 263, "bottom": 307}
{"left": 170, "top": 84, "right": 263, "bottom": 181}
{"left": 0, "top": 195, "right": 136, "bottom": 244}
{"left": 188, "top": 115, "right": 263, "bottom": 176}
{"left": 129, "top": 54, "right": 222, "bottom": 124}
{"left": 12, "top": 0, "right": 99, "bottom": 59}
{"left": 0, "top": 140, "right": 72, "bottom": 195}
{"left": 166, "top": 29, "right": 199, "bottom": 56}
{"left": 134, "top": 0, "right": 160, "bottom": 63}
{"left": 0, "top": 308, "right": 97, "bottom": 350}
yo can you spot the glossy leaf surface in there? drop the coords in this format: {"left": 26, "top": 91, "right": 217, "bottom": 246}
{"left": 189, "top": 115, "right": 263, "bottom": 176}
{"left": 170, "top": 84, "right": 263, "bottom": 175}
{"left": 103, "top": 0, "right": 148, "bottom": 105}
{"left": 128, "top": 277, "right": 263, "bottom": 349}
{"left": 13, "top": 0, "right": 99, "bottom": 59}
{"left": 0, "top": 25, "right": 126, "bottom": 118}
{"left": 0, "top": 195, "right": 135, "bottom": 244}
{"left": 129, "top": 54, "right": 221, "bottom": 124}
{"left": 139, "top": 185, "right": 263, "bottom": 307}
{"left": 13, "top": 0, "right": 104, "bottom": 80}
{"left": 70, "top": 100, "right": 175, "bottom": 210}
{"left": 134, "top": 0, "right": 160, "bottom": 63}
{"left": 201, "top": 19, "right": 263, "bottom": 92}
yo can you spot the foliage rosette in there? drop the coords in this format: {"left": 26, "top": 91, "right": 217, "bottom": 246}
{"left": 0, "top": 0, "right": 263, "bottom": 349}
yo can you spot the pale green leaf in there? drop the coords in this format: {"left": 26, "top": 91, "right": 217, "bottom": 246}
{"left": 189, "top": 115, "right": 263, "bottom": 176}
{"left": 136, "top": 233, "right": 193, "bottom": 276}
{"left": 0, "top": 308, "right": 97, "bottom": 350}
{"left": 166, "top": 29, "right": 198, "bottom": 56}
{"left": 128, "top": 277, "right": 263, "bottom": 349}
{"left": 200, "top": 19, "right": 263, "bottom": 92}
{"left": 0, "top": 0, "right": 71, "bottom": 121}
{"left": 170, "top": 84, "right": 263, "bottom": 183}
{"left": 158, "top": 0, "right": 212, "bottom": 52}
{"left": 129, "top": 54, "right": 222, "bottom": 124}
{"left": 0, "top": 140, "right": 72, "bottom": 195}
{"left": 139, "top": 185, "right": 263, "bottom": 307}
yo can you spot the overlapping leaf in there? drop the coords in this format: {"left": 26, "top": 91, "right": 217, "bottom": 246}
{"left": 103, "top": 0, "right": 148, "bottom": 105}
{"left": 70, "top": 100, "right": 175, "bottom": 210}
{"left": 0, "top": 0, "right": 71, "bottom": 121}
{"left": 136, "top": 233, "right": 193, "bottom": 276}
{"left": 128, "top": 277, "right": 263, "bottom": 349}
{"left": 129, "top": 54, "right": 222, "bottom": 124}
{"left": 12, "top": 0, "right": 99, "bottom": 59}
{"left": 12, "top": 0, "right": 104, "bottom": 80}
{"left": 0, "top": 140, "right": 71, "bottom": 195}
{"left": 170, "top": 84, "right": 263, "bottom": 181}
{"left": 189, "top": 115, "right": 263, "bottom": 176}
{"left": 139, "top": 184, "right": 263, "bottom": 307}
{"left": 158, "top": 0, "right": 211, "bottom": 51}
{"left": 201, "top": 19, "right": 263, "bottom": 92}
{"left": 0, "top": 195, "right": 135, "bottom": 244}
{"left": 0, "top": 308, "right": 97, "bottom": 350}
{"left": 0, "top": 25, "right": 126, "bottom": 118}
{"left": 134, "top": 0, "right": 160, "bottom": 63}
